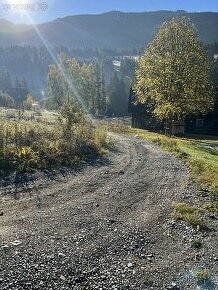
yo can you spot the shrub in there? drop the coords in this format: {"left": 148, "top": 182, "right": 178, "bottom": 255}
{"left": 15, "top": 147, "right": 40, "bottom": 173}
{"left": 153, "top": 137, "right": 186, "bottom": 157}
{"left": 102, "top": 119, "right": 130, "bottom": 134}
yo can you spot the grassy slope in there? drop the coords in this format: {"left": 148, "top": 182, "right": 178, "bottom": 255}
{"left": 130, "top": 128, "right": 218, "bottom": 195}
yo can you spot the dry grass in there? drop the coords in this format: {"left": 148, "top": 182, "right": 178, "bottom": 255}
{"left": 0, "top": 116, "right": 108, "bottom": 176}
{"left": 100, "top": 119, "right": 131, "bottom": 134}
{"left": 201, "top": 202, "right": 218, "bottom": 213}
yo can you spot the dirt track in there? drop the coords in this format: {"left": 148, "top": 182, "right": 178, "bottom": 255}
{"left": 0, "top": 134, "right": 217, "bottom": 289}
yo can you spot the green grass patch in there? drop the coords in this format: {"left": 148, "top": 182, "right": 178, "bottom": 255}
{"left": 172, "top": 202, "right": 204, "bottom": 228}
{"left": 194, "top": 269, "right": 209, "bottom": 282}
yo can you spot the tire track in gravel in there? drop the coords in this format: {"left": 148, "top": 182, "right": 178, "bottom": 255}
{"left": 0, "top": 133, "right": 217, "bottom": 290}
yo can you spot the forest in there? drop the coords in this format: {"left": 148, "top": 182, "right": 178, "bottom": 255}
{"left": 0, "top": 43, "right": 218, "bottom": 116}
{"left": 0, "top": 46, "right": 138, "bottom": 116}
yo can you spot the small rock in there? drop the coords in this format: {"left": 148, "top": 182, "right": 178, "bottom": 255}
{"left": 11, "top": 240, "right": 22, "bottom": 246}
{"left": 209, "top": 214, "right": 218, "bottom": 220}
{"left": 167, "top": 282, "right": 180, "bottom": 290}
{"left": 58, "top": 252, "right": 66, "bottom": 258}
{"left": 0, "top": 212, "right": 3, "bottom": 216}
{"left": 127, "top": 262, "right": 133, "bottom": 268}
{"left": 107, "top": 219, "right": 116, "bottom": 225}
{"left": 46, "top": 254, "right": 54, "bottom": 260}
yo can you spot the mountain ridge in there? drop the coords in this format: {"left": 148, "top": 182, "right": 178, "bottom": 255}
{"left": 0, "top": 11, "right": 218, "bottom": 49}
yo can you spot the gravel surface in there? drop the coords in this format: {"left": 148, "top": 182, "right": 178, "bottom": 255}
{"left": 0, "top": 133, "right": 217, "bottom": 290}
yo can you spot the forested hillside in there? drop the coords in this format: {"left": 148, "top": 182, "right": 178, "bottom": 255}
{"left": 1, "top": 11, "right": 218, "bottom": 49}
{"left": 1, "top": 11, "right": 218, "bottom": 116}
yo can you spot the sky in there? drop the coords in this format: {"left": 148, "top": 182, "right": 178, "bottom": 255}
{"left": 0, "top": 0, "right": 218, "bottom": 24}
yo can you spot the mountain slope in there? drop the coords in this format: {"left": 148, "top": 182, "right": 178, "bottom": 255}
{"left": 0, "top": 11, "right": 218, "bottom": 49}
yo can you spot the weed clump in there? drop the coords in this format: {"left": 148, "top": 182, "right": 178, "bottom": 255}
{"left": 172, "top": 202, "right": 204, "bottom": 228}
{"left": 194, "top": 269, "right": 209, "bottom": 282}
{"left": 190, "top": 239, "right": 202, "bottom": 249}
{"left": 188, "top": 158, "right": 218, "bottom": 194}
{"left": 202, "top": 202, "right": 218, "bottom": 213}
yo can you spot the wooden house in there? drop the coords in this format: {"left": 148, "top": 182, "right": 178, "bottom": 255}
{"left": 128, "top": 88, "right": 218, "bottom": 136}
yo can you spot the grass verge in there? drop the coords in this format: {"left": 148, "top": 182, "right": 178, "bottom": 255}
{"left": 103, "top": 119, "right": 218, "bottom": 228}
{"left": 130, "top": 128, "right": 218, "bottom": 196}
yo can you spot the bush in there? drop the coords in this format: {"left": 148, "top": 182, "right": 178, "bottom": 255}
{"left": 153, "top": 137, "right": 182, "bottom": 155}
{"left": 104, "top": 120, "right": 130, "bottom": 134}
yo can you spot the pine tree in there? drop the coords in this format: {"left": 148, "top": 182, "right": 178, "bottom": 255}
{"left": 94, "top": 62, "right": 107, "bottom": 116}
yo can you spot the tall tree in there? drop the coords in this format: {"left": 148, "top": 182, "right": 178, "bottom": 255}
{"left": 0, "top": 91, "right": 14, "bottom": 108}
{"left": 108, "top": 73, "right": 127, "bottom": 116}
{"left": 21, "top": 77, "right": 28, "bottom": 90}
{"left": 47, "top": 55, "right": 107, "bottom": 116}
{"left": 134, "top": 17, "right": 214, "bottom": 129}
{"left": 94, "top": 62, "right": 107, "bottom": 115}
{"left": 0, "top": 70, "right": 12, "bottom": 90}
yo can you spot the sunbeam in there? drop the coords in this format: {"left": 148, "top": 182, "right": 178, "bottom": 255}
{"left": 27, "top": 13, "right": 88, "bottom": 113}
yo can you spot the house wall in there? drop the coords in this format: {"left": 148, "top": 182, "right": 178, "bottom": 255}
{"left": 128, "top": 87, "right": 218, "bottom": 136}
{"left": 185, "top": 114, "right": 218, "bottom": 135}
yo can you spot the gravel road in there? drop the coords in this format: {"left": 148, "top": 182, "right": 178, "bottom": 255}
{"left": 0, "top": 134, "right": 217, "bottom": 289}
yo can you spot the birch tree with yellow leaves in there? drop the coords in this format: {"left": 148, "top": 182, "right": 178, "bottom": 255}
{"left": 133, "top": 17, "right": 214, "bottom": 131}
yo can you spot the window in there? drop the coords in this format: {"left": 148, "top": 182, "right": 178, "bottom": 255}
{"left": 196, "top": 119, "right": 204, "bottom": 128}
